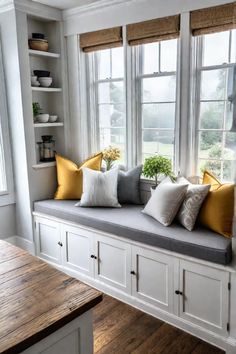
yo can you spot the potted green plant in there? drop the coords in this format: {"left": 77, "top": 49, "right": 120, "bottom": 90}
{"left": 32, "top": 102, "right": 42, "bottom": 120}
{"left": 143, "top": 155, "right": 175, "bottom": 187}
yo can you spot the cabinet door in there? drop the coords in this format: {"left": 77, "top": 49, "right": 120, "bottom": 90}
{"left": 94, "top": 235, "right": 131, "bottom": 294}
{"left": 61, "top": 225, "right": 94, "bottom": 277}
{"left": 35, "top": 217, "right": 61, "bottom": 265}
{"left": 179, "top": 260, "right": 229, "bottom": 335}
{"left": 132, "top": 246, "right": 175, "bottom": 313}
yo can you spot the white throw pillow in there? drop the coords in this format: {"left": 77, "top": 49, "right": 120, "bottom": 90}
{"left": 143, "top": 181, "right": 188, "bottom": 226}
{"left": 77, "top": 167, "right": 121, "bottom": 208}
{"left": 176, "top": 177, "right": 210, "bottom": 231}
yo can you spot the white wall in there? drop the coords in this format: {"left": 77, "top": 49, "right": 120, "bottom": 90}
{"left": 0, "top": 204, "right": 16, "bottom": 238}
{"left": 63, "top": 0, "right": 233, "bottom": 36}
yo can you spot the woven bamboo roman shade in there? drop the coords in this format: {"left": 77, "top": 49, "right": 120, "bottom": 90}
{"left": 191, "top": 2, "right": 236, "bottom": 36}
{"left": 127, "top": 15, "right": 180, "bottom": 46}
{"left": 80, "top": 27, "right": 123, "bottom": 52}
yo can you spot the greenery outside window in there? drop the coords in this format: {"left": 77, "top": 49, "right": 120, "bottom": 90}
{"left": 194, "top": 30, "right": 236, "bottom": 181}
{"left": 135, "top": 39, "right": 178, "bottom": 166}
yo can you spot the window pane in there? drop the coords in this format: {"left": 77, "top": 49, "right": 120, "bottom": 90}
{"left": 198, "top": 131, "right": 222, "bottom": 158}
{"left": 142, "top": 103, "right": 175, "bottom": 129}
{"left": 98, "top": 82, "right": 124, "bottom": 104}
{"left": 225, "top": 102, "right": 233, "bottom": 130}
{"left": 97, "top": 49, "right": 110, "bottom": 80}
{"left": 100, "top": 127, "right": 125, "bottom": 162}
{"left": 198, "top": 159, "right": 222, "bottom": 179}
{"left": 223, "top": 160, "right": 235, "bottom": 181}
{"left": 112, "top": 47, "right": 124, "bottom": 78}
{"left": 99, "top": 104, "right": 125, "bottom": 128}
{"left": 160, "top": 39, "right": 177, "bottom": 72}
{"left": 200, "top": 69, "right": 226, "bottom": 100}
{"left": 143, "top": 43, "right": 159, "bottom": 75}
{"left": 142, "top": 130, "right": 174, "bottom": 160}
{"left": 199, "top": 102, "right": 224, "bottom": 129}
{"left": 224, "top": 132, "right": 236, "bottom": 160}
{"left": 231, "top": 30, "right": 236, "bottom": 63}
{"left": 142, "top": 76, "right": 176, "bottom": 102}
{"left": 203, "top": 31, "right": 229, "bottom": 66}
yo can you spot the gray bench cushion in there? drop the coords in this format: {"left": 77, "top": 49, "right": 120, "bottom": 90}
{"left": 34, "top": 200, "right": 232, "bottom": 265}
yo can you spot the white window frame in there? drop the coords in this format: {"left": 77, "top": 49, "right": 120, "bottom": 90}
{"left": 0, "top": 39, "right": 14, "bottom": 206}
{"left": 192, "top": 31, "right": 236, "bottom": 181}
{"left": 133, "top": 39, "right": 180, "bottom": 172}
{"left": 86, "top": 47, "right": 127, "bottom": 165}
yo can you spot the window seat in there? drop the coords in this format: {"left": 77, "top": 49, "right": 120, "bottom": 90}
{"left": 34, "top": 200, "right": 232, "bottom": 266}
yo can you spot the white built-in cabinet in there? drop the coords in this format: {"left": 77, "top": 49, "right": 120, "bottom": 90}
{"left": 34, "top": 215, "right": 232, "bottom": 348}
{"left": 179, "top": 260, "right": 229, "bottom": 336}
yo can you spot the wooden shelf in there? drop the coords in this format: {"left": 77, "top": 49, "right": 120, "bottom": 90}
{"left": 29, "top": 49, "right": 60, "bottom": 58}
{"left": 32, "top": 162, "right": 56, "bottom": 169}
{"left": 34, "top": 122, "right": 64, "bottom": 128}
{"left": 32, "top": 87, "right": 62, "bottom": 92}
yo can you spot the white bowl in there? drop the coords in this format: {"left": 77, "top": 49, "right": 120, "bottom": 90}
{"left": 38, "top": 77, "right": 53, "bottom": 87}
{"left": 36, "top": 114, "right": 49, "bottom": 123}
{"left": 32, "top": 81, "right": 40, "bottom": 87}
{"left": 49, "top": 115, "right": 58, "bottom": 123}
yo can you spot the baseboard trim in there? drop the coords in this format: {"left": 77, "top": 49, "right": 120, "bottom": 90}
{"left": 5, "top": 235, "right": 35, "bottom": 254}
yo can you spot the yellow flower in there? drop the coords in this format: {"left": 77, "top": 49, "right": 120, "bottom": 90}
{"left": 102, "top": 146, "right": 121, "bottom": 162}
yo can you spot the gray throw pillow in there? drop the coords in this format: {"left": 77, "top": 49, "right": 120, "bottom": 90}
{"left": 76, "top": 167, "right": 121, "bottom": 208}
{"left": 176, "top": 177, "right": 210, "bottom": 231}
{"left": 118, "top": 165, "right": 143, "bottom": 204}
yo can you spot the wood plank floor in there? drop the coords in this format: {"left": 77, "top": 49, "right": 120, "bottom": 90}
{"left": 93, "top": 295, "right": 225, "bottom": 354}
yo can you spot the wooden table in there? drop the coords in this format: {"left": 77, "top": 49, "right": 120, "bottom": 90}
{"left": 0, "top": 240, "right": 103, "bottom": 354}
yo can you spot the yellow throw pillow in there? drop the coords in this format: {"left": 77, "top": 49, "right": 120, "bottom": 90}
{"left": 54, "top": 153, "right": 103, "bottom": 200}
{"left": 202, "top": 170, "right": 221, "bottom": 191}
{"left": 199, "top": 171, "right": 234, "bottom": 238}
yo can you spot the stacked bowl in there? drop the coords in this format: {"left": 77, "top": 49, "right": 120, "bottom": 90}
{"left": 28, "top": 33, "right": 49, "bottom": 52}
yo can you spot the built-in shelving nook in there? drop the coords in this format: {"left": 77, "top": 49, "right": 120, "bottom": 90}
{"left": 27, "top": 16, "right": 66, "bottom": 169}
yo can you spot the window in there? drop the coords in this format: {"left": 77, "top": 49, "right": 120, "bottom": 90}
{"left": 194, "top": 30, "right": 236, "bottom": 181}
{"left": 135, "top": 39, "right": 178, "bottom": 165}
{"left": 88, "top": 47, "right": 126, "bottom": 164}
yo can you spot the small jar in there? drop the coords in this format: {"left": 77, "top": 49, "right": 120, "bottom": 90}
{"left": 37, "top": 135, "right": 56, "bottom": 162}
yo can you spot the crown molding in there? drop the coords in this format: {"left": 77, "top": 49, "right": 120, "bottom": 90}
{"left": 0, "top": 0, "right": 62, "bottom": 20}
{"left": 14, "top": 0, "right": 62, "bottom": 20}
{"left": 0, "top": 0, "right": 14, "bottom": 13}
{"left": 63, "top": 0, "right": 136, "bottom": 20}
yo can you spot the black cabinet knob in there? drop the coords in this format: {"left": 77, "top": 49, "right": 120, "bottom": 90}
{"left": 91, "top": 255, "right": 97, "bottom": 260}
{"left": 58, "top": 241, "right": 63, "bottom": 247}
{"left": 130, "top": 270, "right": 136, "bottom": 275}
{"left": 175, "top": 290, "right": 183, "bottom": 295}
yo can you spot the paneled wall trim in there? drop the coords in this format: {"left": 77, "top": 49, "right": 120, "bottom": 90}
{"left": 191, "top": 2, "right": 236, "bottom": 36}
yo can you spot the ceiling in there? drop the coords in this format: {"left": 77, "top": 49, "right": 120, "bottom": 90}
{"left": 32, "top": 0, "right": 101, "bottom": 10}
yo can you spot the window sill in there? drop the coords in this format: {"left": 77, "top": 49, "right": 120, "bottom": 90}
{"left": 0, "top": 193, "right": 15, "bottom": 207}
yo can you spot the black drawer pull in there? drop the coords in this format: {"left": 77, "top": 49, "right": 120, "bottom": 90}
{"left": 91, "top": 255, "right": 97, "bottom": 260}
{"left": 130, "top": 270, "right": 136, "bottom": 275}
{"left": 58, "top": 241, "right": 63, "bottom": 247}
